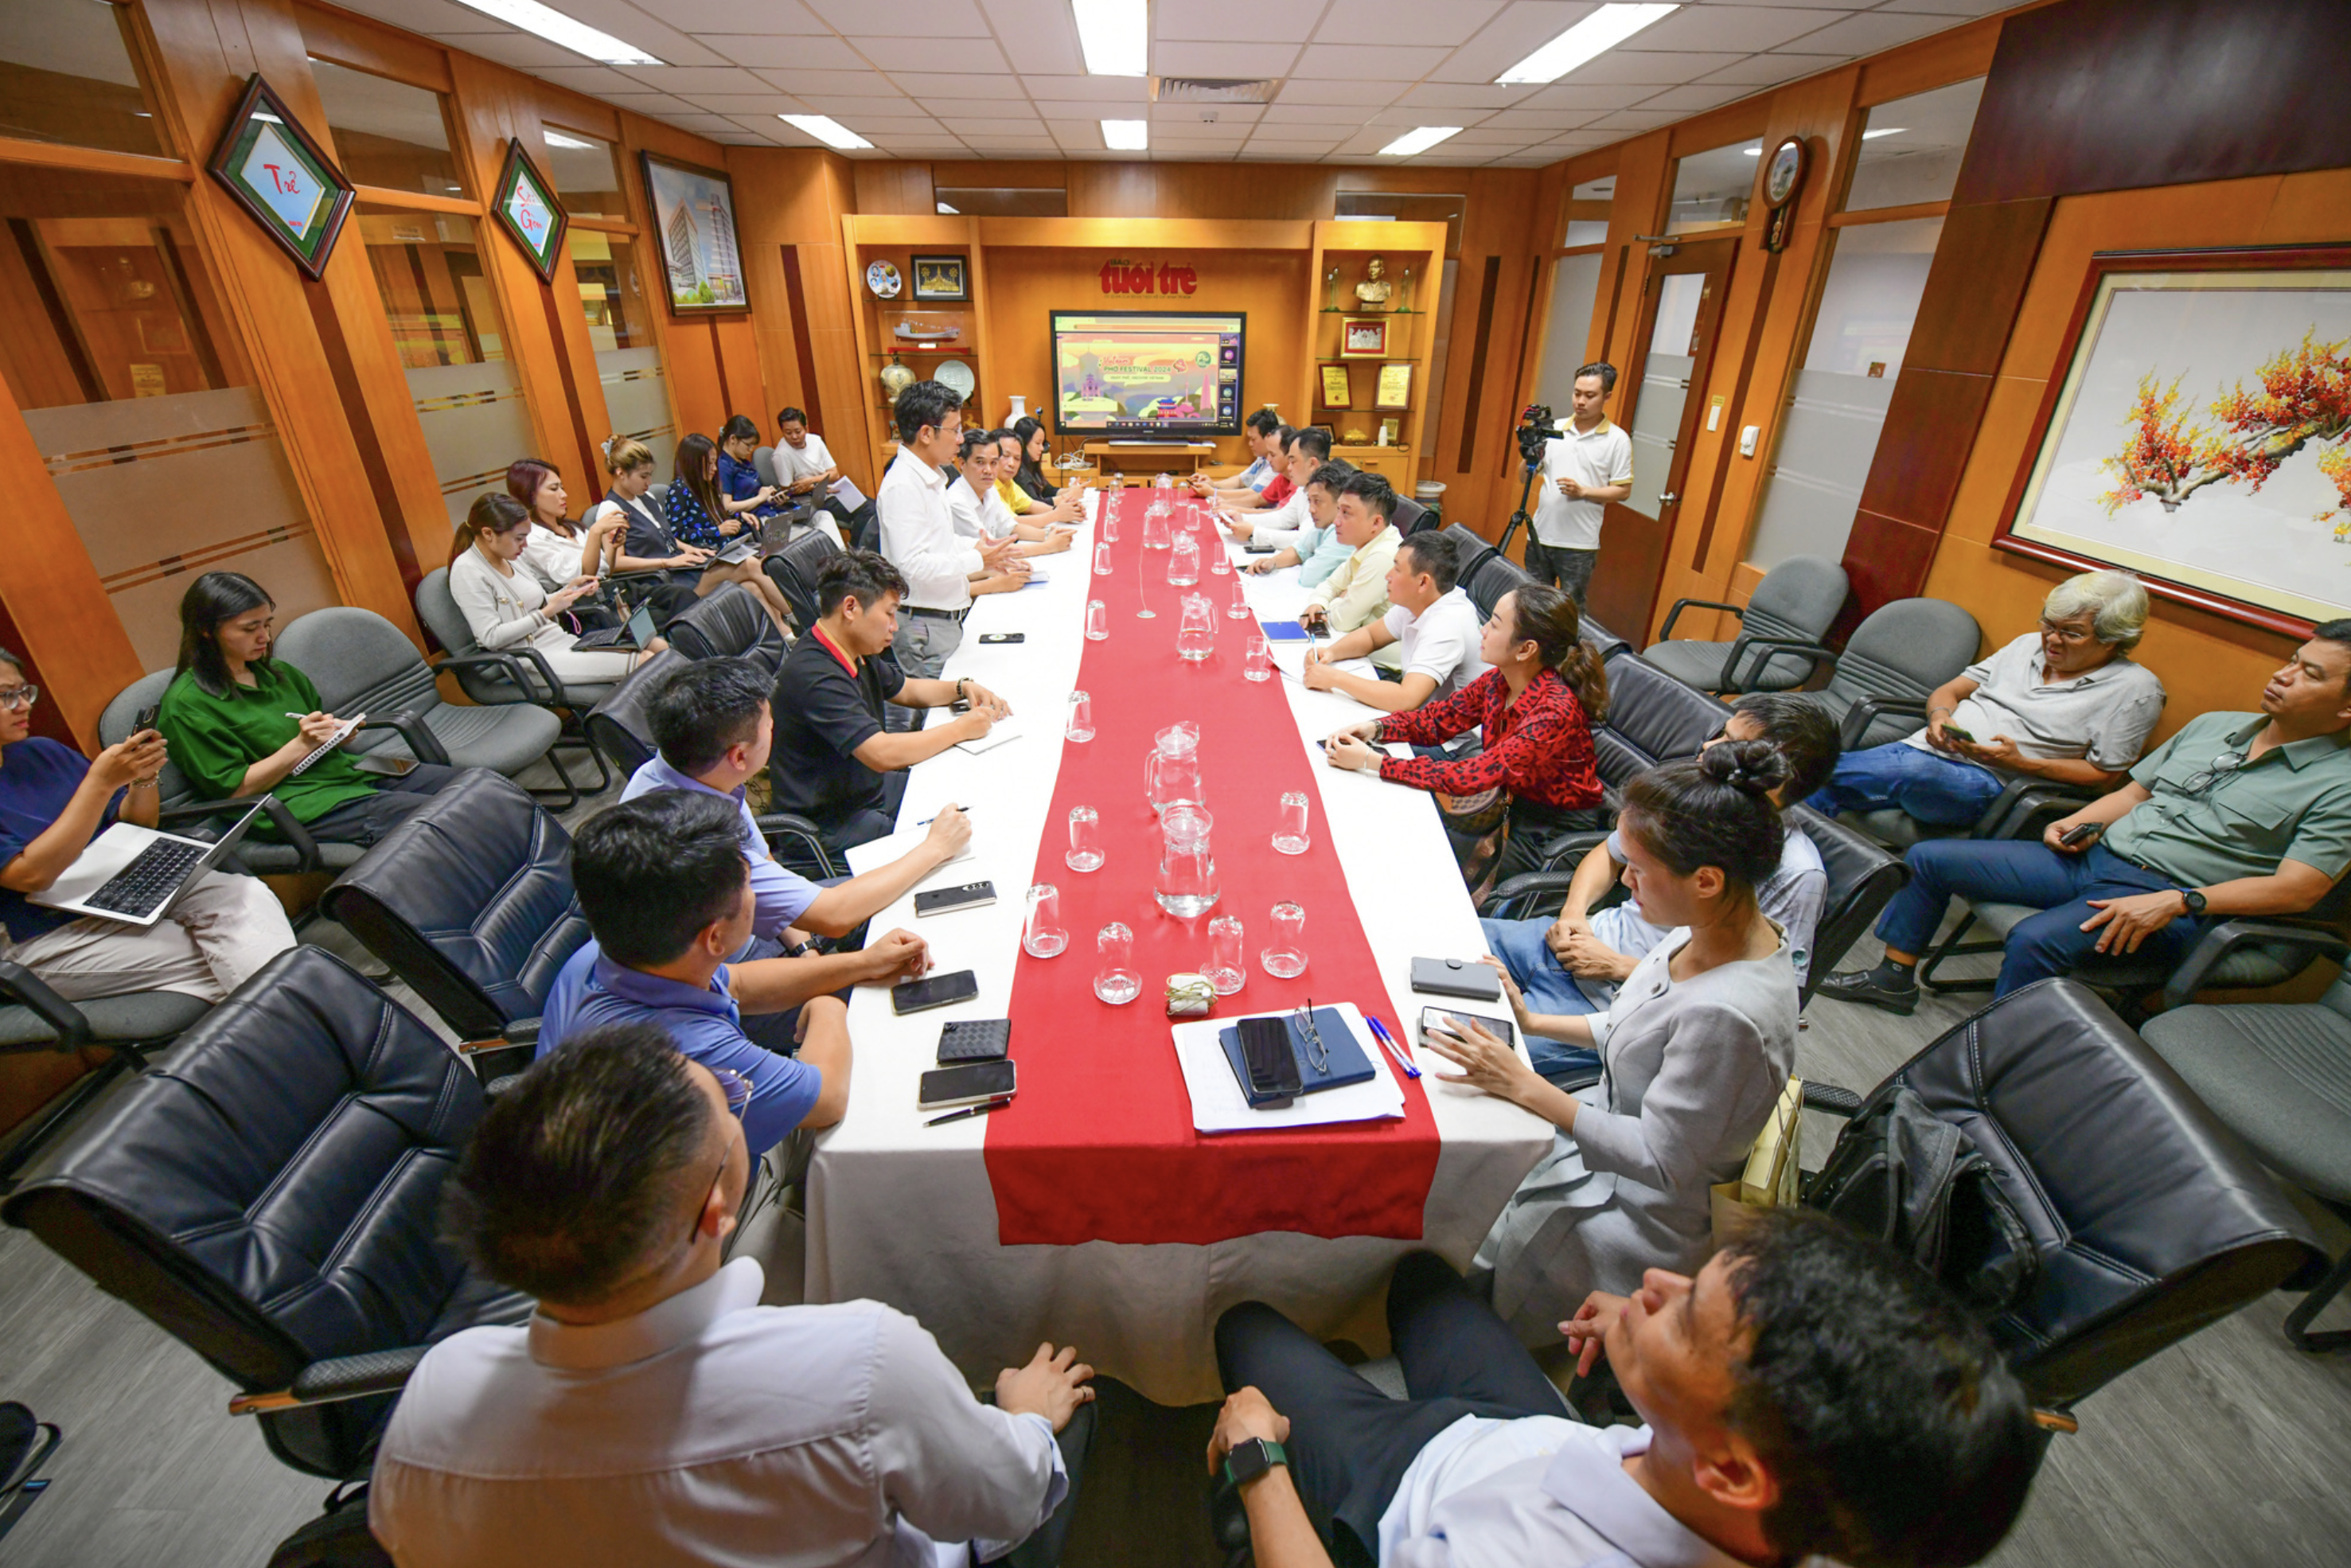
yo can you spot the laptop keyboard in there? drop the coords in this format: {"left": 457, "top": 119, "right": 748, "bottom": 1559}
{"left": 81, "top": 838, "right": 208, "bottom": 918}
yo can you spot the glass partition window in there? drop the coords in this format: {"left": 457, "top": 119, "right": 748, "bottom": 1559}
{"left": 1667, "top": 141, "right": 1754, "bottom": 236}
{"left": 1625, "top": 273, "right": 1706, "bottom": 520}
{"left": 570, "top": 230, "right": 673, "bottom": 485}
{"left": 1562, "top": 174, "right": 1612, "bottom": 248}
{"left": 3, "top": 171, "right": 337, "bottom": 667}
{"left": 0, "top": 0, "right": 166, "bottom": 159}
{"left": 544, "top": 127, "right": 627, "bottom": 219}
{"left": 308, "top": 57, "right": 462, "bottom": 197}
{"left": 1846, "top": 78, "right": 1984, "bottom": 212}
{"left": 357, "top": 208, "right": 535, "bottom": 525}
{"left": 934, "top": 186, "right": 1066, "bottom": 217}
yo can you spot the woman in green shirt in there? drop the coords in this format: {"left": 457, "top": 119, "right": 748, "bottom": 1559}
{"left": 158, "top": 572, "right": 461, "bottom": 846}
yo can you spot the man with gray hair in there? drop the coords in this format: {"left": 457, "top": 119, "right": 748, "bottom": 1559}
{"left": 1804, "top": 569, "right": 2165, "bottom": 829}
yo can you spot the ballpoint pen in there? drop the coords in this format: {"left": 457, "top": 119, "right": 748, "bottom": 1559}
{"left": 1363, "top": 1016, "right": 1421, "bottom": 1079}
{"left": 927, "top": 1095, "right": 1013, "bottom": 1127}
{"left": 915, "top": 805, "right": 971, "bottom": 825}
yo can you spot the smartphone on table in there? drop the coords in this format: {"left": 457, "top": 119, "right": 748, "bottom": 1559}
{"left": 978, "top": 632, "right": 1025, "bottom": 645}
{"left": 914, "top": 881, "right": 996, "bottom": 918}
{"left": 918, "top": 1059, "right": 1016, "bottom": 1111}
{"left": 892, "top": 969, "right": 981, "bottom": 1016}
{"left": 1238, "top": 1015, "right": 1303, "bottom": 1109}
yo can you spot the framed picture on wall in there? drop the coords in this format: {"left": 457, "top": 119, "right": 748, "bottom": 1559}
{"left": 1339, "top": 317, "right": 1389, "bottom": 357}
{"left": 1319, "top": 364, "right": 1352, "bottom": 408}
{"left": 205, "top": 74, "right": 354, "bottom": 281}
{"left": 639, "top": 151, "right": 749, "bottom": 313}
{"left": 1995, "top": 244, "right": 2351, "bottom": 636}
{"left": 491, "top": 138, "right": 568, "bottom": 283}
{"left": 910, "top": 254, "right": 969, "bottom": 301}
{"left": 1374, "top": 362, "right": 1413, "bottom": 409}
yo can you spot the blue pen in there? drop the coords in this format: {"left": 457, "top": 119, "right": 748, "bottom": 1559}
{"left": 1365, "top": 1016, "right": 1420, "bottom": 1079}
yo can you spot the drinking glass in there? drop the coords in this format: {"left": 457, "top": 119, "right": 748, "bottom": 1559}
{"left": 1094, "top": 922, "right": 1141, "bottom": 1004}
{"left": 1227, "top": 571, "right": 1253, "bottom": 619}
{"left": 1261, "top": 903, "right": 1308, "bottom": 978}
{"left": 1085, "top": 599, "right": 1109, "bottom": 641}
{"left": 1203, "top": 915, "right": 1246, "bottom": 995}
{"left": 1066, "top": 805, "right": 1105, "bottom": 872}
{"left": 1023, "top": 884, "right": 1068, "bottom": 958}
{"left": 1101, "top": 505, "right": 1120, "bottom": 544}
{"left": 1209, "top": 536, "right": 1232, "bottom": 575}
{"left": 1066, "top": 689, "right": 1096, "bottom": 743}
{"left": 1272, "top": 790, "right": 1311, "bottom": 855}
{"left": 1242, "top": 633, "right": 1273, "bottom": 682}
{"left": 1093, "top": 540, "right": 1113, "bottom": 576}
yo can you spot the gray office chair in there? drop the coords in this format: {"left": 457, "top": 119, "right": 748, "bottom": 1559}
{"left": 98, "top": 672, "right": 342, "bottom": 875}
{"left": 753, "top": 445, "right": 780, "bottom": 490}
{"left": 271, "top": 607, "right": 578, "bottom": 809}
{"left": 0, "top": 965, "right": 209, "bottom": 1190}
{"left": 1643, "top": 555, "right": 1850, "bottom": 693}
{"left": 414, "top": 566, "right": 626, "bottom": 712}
{"left": 2141, "top": 976, "right": 2351, "bottom": 1352}
{"left": 1797, "top": 597, "right": 1983, "bottom": 752}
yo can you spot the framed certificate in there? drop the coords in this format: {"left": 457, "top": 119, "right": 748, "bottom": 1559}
{"left": 1319, "top": 364, "right": 1353, "bottom": 408}
{"left": 1339, "top": 317, "right": 1389, "bottom": 357}
{"left": 1374, "top": 362, "right": 1413, "bottom": 409}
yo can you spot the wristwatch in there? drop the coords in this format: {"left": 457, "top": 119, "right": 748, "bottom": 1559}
{"left": 2179, "top": 887, "right": 2208, "bottom": 918}
{"left": 1223, "top": 1437, "right": 1289, "bottom": 1488}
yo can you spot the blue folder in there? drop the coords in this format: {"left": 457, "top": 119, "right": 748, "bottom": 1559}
{"left": 1257, "top": 619, "right": 1312, "bottom": 642}
{"left": 1219, "top": 1007, "right": 1376, "bottom": 1108}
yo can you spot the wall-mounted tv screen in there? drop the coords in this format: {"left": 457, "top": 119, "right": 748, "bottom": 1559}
{"left": 1050, "top": 309, "right": 1245, "bottom": 438}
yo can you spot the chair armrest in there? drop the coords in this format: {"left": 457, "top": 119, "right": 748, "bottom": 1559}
{"left": 357, "top": 712, "right": 450, "bottom": 767}
{"left": 0, "top": 959, "right": 90, "bottom": 1045}
{"left": 157, "top": 791, "right": 324, "bottom": 871}
{"left": 228, "top": 1344, "right": 428, "bottom": 1415}
{"left": 1839, "top": 693, "right": 1929, "bottom": 751}
{"left": 1659, "top": 597, "right": 1745, "bottom": 642}
{"left": 1801, "top": 1081, "right": 1865, "bottom": 1117}
{"left": 1724, "top": 636, "right": 1838, "bottom": 693}
{"left": 2159, "top": 920, "right": 2351, "bottom": 1012}
{"left": 1480, "top": 858, "right": 1602, "bottom": 922}
{"left": 440, "top": 646, "right": 566, "bottom": 708}
{"left": 1969, "top": 778, "right": 2098, "bottom": 842}
{"left": 755, "top": 813, "right": 847, "bottom": 880}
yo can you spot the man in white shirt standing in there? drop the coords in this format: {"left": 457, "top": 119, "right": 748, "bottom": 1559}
{"left": 1527, "top": 365, "right": 1633, "bottom": 610}
{"left": 372, "top": 1024, "right": 1098, "bottom": 1568}
{"left": 947, "top": 430, "right": 1074, "bottom": 557}
{"left": 1207, "top": 1211, "right": 2035, "bottom": 1568}
{"left": 1301, "top": 529, "right": 1487, "bottom": 712}
{"left": 876, "top": 380, "right": 1024, "bottom": 706}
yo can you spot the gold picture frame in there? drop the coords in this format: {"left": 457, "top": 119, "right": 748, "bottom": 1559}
{"left": 1339, "top": 316, "right": 1389, "bottom": 357}
{"left": 1373, "top": 361, "right": 1412, "bottom": 409}
{"left": 1319, "top": 364, "right": 1352, "bottom": 408}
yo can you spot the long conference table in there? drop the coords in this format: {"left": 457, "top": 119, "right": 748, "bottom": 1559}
{"left": 807, "top": 486, "right": 1553, "bottom": 1406}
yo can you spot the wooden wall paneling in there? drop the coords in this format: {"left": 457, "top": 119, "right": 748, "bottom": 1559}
{"left": 1854, "top": 12, "right": 2005, "bottom": 106}
{"left": 293, "top": 1, "right": 451, "bottom": 92}
{"left": 854, "top": 161, "right": 934, "bottom": 217}
{"left": 127, "top": 0, "right": 421, "bottom": 642}
{"left": 724, "top": 149, "right": 867, "bottom": 486}
{"left": 616, "top": 114, "right": 740, "bottom": 447}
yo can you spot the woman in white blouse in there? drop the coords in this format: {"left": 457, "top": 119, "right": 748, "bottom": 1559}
{"left": 506, "top": 458, "right": 626, "bottom": 592}
{"left": 447, "top": 493, "right": 663, "bottom": 685}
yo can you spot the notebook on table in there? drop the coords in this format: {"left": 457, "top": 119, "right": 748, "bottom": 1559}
{"left": 1218, "top": 1005, "right": 1377, "bottom": 1105}
{"left": 29, "top": 798, "right": 270, "bottom": 928}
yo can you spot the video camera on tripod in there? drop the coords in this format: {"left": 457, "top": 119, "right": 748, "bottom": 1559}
{"left": 1499, "top": 404, "right": 1560, "bottom": 554}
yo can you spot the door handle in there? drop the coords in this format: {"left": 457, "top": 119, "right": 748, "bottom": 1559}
{"left": 1659, "top": 491, "right": 1678, "bottom": 505}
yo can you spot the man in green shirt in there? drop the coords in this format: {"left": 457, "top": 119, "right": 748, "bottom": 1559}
{"left": 1823, "top": 620, "right": 2351, "bottom": 1009}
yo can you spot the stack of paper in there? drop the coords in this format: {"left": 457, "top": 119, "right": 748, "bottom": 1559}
{"left": 1171, "top": 1004, "right": 1406, "bottom": 1134}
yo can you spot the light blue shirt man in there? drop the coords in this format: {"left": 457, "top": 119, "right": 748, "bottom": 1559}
{"left": 622, "top": 755, "right": 819, "bottom": 941}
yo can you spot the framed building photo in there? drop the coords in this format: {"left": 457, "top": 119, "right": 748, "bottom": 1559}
{"left": 1996, "top": 245, "right": 2351, "bottom": 635}
{"left": 1374, "top": 361, "right": 1413, "bottom": 409}
{"left": 1319, "top": 364, "right": 1353, "bottom": 408}
{"left": 1339, "top": 317, "right": 1389, "bottom": 357}
{"left": 640, "top": 152, "right": 747, "bottom": 313}
{"left": 911, "top": 254, "right": 969, "bottom": 301}
{"left": 205, "top": 74, "right": 353, "bottom": 281}
{"left": 492, "top": 138, "right": 568, "bottom": 283}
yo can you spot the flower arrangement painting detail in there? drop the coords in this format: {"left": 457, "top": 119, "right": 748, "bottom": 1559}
{"left": 2100, "top": 330, "right": 2351, "bottom": 529}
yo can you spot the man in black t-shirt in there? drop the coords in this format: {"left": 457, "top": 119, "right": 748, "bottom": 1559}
{"left": 769, "top": 551, "right": 1012, "bottom": 849}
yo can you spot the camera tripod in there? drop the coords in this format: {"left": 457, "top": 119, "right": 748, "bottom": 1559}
{"left": 1494, "top": 451, "right": 1545, "bottom": 560}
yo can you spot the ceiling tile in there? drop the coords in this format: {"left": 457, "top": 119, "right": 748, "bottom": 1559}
{"left": 1294, "top": 42, "right": 1456, "bottom": 78}
{"left": 750, "top": 68, "right": 906, "bottom": 96}
{"left": 694, "top": 34, "right": 869, "bottom": 70}
{"left": 938, "top": 115, "right": 1039, "bottom": 134}
{"left": 615, "top": 65, "right": 774, "bottom": 93}
{"left": 1153, "top": 41, "right": 1297, "bottom": 78}
{"left": 1634, "top": 6, "right": 1847, "bottom": 53}
{"left": 445, "top": 33, "right": 582, "bottom": 69}
{"left": 1633, "top": 82, "right": 1756, "bottom": 113}
{"left": 1695, "top": 53, "right": 1839, "bottom": 85}
{"left": 1580, "top": 107, "right": 1689, "bottom": 131}
{"left": 1446, "top": 127, "right": 1547, "bottom": 146}
{"left": 595, "top": 92, "right": 704, "bottom": 115}
{"left": 1876, "top": 0, "right": 2015, "bottom": 13}
{"left": 852, "top": 36, "right": 1012, "bottom": 72}
{"left": 661, "top": 111, "right": 759, "bottom": 135}
{"left": 1310, "top": 0, "right": 1506, "bottom": 48}
{"left": 1261, "top": 103, "right": 1381, "bottom": 125}
{"left": 1366, "top": 104, "right": 1486, "bottom": 127}
{"left": 1156, "top": 0, "right": 1328, "bottom": 44}
{"left": 795, "top": 97, "right": 922, "bottom": 119}
{"left": 653, "top": 0, "right": 828, "bottom": 26}
{"left": 1519, "top": 81, "right": 1656, "bottom": 112}
{"left": 842, "top": 115, "right": 952, "bottom": 132}
{"left": 520, "top": 64, "right": 651, "bottom": 94}
{"left": 926, "top": 99, "right": 1043, "bottom": 119}
{"left": 682, "top": 92, "right": 804, "bottom": 112}
{"left": 1278, "top": 78, "right": 1413, "bottom": 106}
{"left": 1148, "top": 102, "right": 1265, "bottom": 124}
{"left": 1556, "top": 49, "right": 1749, "bottom": 86}
{"left": 1776, "top": 11, "right": 1968, "bottom": 56}
{"left": 1479, "top": 107, "right": 1603, "bottom": 131}
{"left": 887, "top": 72, "right": 1039, "bottom": 96}
{"left": 976, "top": 0, "right": 1086, "bottom": 74}
{"left": 549, "top": 3, "right": 728, "bottom": 66}
{"left": 334, "top": 0, "right": 504, "bottom": 33}
{"left": 1423, "top": 0, "right": 1599, "bottom": 84}
{"left": 1031, "top": 97, "right": 1146, "bottom": 119}
{"left": 1682, "top": 0, "right": 1874, "bottom": 9}
{"left": 1393, "top": 82, "right": 1541, "bottom": 111}
{"left": 798, "top": 0, "right": 991, "bottom": 34}
{"left": 1013, "top": 73, "right": 1150, "bottom": 103}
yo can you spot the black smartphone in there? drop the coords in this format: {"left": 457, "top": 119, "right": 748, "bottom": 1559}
{"left": 1243, "top": 541, "right": 1278, "bottom": 555}
{"left": 914, "top": 880, "right": 996, "bottom": 917}
{"left": 891, "top": 969, "right": 981, "bottom": 1015}
{"left": 1238, "top": 1016, "right": 1302, "bottom": 1108}
{"left": 2061, "top": 821, "right": 2105, "bottom": 847}
{"left": 133, "top": 701, "right": 161, "bottom": 735}
{"left": 1940, "top": 721, "right": 1978, "bottom": 745}
{"left": 978, "top": 632, "right": 1025, "bottom": 644}
{"left": 918, "top": 1059, "right": 1016, "bottom": 1111}
{"left": 1412, "top": 957, "right": 1503, "bottom": 1001}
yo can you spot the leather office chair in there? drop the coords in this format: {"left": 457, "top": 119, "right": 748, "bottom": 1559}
{"left": 1462, "top": 552, "right": 1536, "bottom": 621}
{"left": 1437, "top": 524, "right": 1495, "bottom": 583}
{"left": 1643, "top": 555, "right": 1850, "bottom": 694}
{"left": 1809, "top": 978, "right": 2324, "bottom": 1414}
{"left": 412, "top": 565, "right": 626, "bottom": 713}
{"left": 1390, "top": 493, "right": 1430, "bottom": 536}
{"left": 98, "top": 672, "right": 340, "bottom": 875}
{"left": 1586, "top": 653, "right": 1731, "bottom": 799}
{"left": 318, "top": 770, "right": 587, "bottom": 1083}
{"left": 584, "top": 646, "right": 688, "bottom": 778}
{"left": 0, "top": 968, "right": 209, "bottom": 1190}
{"left": 1577, "top": 611, "right": 1632, "bottom": 665}
{"left": 0, "top": 947, "right": 532, "bottom": 1481}
{"left": 0, "top": 1400, "right": 60, "bottom": 1543}
{"left": 764, "top": 526, "right": 841, "bottom": 631}
{"left": 664, "top": 582, "right": 789, "bottom": 672}
{"left": 272, "top": 607, "right": 580, "bottom": 809}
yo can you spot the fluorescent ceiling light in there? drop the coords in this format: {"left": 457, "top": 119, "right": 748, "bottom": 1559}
{"left": 937, "top": 201, "right": 960, "bottom": 214}
{"left": 780, "top": 115, "right": 873, "bottom": 150}
{"left": 1862, "top": 127, "right": 1905, "bottom": 139}
{"left": 544, "top": 131, "right": 596, "bottom": 150}
{"left": 446, "top": 0, "right": 662, "bottom": 66}
{"left": 1378, "top": 126, "right": 1462, "bottom": 158}
{"left": 1741, "top": 145, "right": 1761, "bottom": 156}
{"left": 1073, "top": 0, "right": 1148, "bottom": 77}
{"left": 1101, "top": 118, "right": 1148, "bottom": 150}
{"left": 1497, "top": 3, "right": 1677, "bottom": 86}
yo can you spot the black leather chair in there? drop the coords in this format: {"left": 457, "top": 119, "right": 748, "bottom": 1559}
{"left": 1578, "top": 611, "right": 1632, "bottom": 664}
{"left": 1462, "top": 552, "right": 1537, "bottom": 620}
{"left": 1808, "top": 978, "right": 2325, "bottom": 1415}
{"left": 0, "top": 947, "right": 532, "bottom": 1481}
{"left": 1587, "top": 653, "right": 1732, "bottom": 801}
{"left": 318, "top": 770, "right": 587, "bottom": 1081}
{"left": 0, "top": 968, "right": 211, "bottom": 1190}
{"left": 764, "top": 525, "right": 841, "bottom": 630}
{"left": 1437, "top": 523, "right": 1495, "bottom": 583}
{"left": 583, "top": 646, "right": 688, "bottom": 778}
{"left": 665, "top": 582, "right": 787, "bottom": 672}
{"left": 1390, "top": 493, "right": 1431, "bottom": 536}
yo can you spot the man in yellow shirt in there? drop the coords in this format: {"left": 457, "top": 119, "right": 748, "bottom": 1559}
{"left": 1299, "top": 472, "right": 1402, "bottom": 642}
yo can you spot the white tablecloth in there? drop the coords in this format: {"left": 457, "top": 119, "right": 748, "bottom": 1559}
{"left": 805, "top": 494, "right": 1551, "bottom": 1404}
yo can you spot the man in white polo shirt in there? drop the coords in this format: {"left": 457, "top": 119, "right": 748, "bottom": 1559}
{"left": 1219, "top": 427, "right": 1329, "bottom": 543}
{"left": 1302, "top": 529, "right": 1487, "bottom": 713}
{"left": 770, "top": 405, "right": 865, "bottom": 546}
{"left": 1191, "top": 408, "right": 1286, "bottom": 502}
{"left": 875, "top": 380, "right": 1024, "bottom": 705}
{"left": 1527, "top": 363, "right": 1633, "bottom": 609}
{"left": 947, "top": 429, "right": 1074, "bottom": 558}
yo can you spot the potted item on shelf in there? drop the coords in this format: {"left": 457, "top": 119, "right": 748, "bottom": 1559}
{"left": 879, "top": 353, "right": 916, "bottom": 406}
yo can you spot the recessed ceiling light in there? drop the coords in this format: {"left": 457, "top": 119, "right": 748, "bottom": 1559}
{"left": 779, "top": 115, "right": 873, "bottom": 150}
{"left": 446, "top": 0, "right": 661, "bottom": 66}
{"left": 1862, "top": 127, "right": 1906, "bottom": 139}
{"left": 936, "top": 201, "right": 960, "bottom": 214}
{"left": 1101, "top": 118, "right": 1148, "bottom": 150}
{"left": 544, "top": 131, "right": 596, "bottom": 150}
{"left": 1497, "top": 3, "right": 1678, "bottom": 86}
{"left": 1074, "top": 0, "right": 1148, "bottom": 78}
{"left": 1378, "top": 127, "right": 1462, "bottom": 158}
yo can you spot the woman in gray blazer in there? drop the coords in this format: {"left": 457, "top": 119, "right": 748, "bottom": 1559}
{"left": 1425, "top": 742, "right": 1802, "bottom": 1341}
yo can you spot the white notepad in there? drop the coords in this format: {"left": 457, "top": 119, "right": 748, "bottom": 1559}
{"left": 843, "top": 821, "right": 976, "bottom": 886}
{"left": 954, "top": 721, "right": 1023, "bottom": 755}
{"left": 1170, "top": 1004, "right": 1406, "bottom": 1134}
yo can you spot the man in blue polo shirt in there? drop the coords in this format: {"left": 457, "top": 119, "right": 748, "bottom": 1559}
{"left": 541, "top": 791, "right": 865, "bottom": 1153}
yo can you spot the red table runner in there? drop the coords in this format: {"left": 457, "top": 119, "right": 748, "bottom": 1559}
{"left": 986, "top": 487, "right": 1441, "bottom": 1246}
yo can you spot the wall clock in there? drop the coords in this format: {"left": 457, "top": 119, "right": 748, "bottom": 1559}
{"left": 1760, "top": 136, "right": 1808, "bottom": 252}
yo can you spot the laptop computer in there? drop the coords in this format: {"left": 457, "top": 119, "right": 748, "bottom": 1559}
{"left": 29, "top": 798, "right": 271, "bottom": 927}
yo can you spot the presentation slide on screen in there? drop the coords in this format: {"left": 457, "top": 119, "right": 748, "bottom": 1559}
{"left": 1051, "top": 311, "right": 1244, "bottom": 436}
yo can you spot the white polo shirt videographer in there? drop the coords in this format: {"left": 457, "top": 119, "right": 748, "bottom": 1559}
{"left": 1528, "top": 364, "right": 1633, "bottom": 608}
